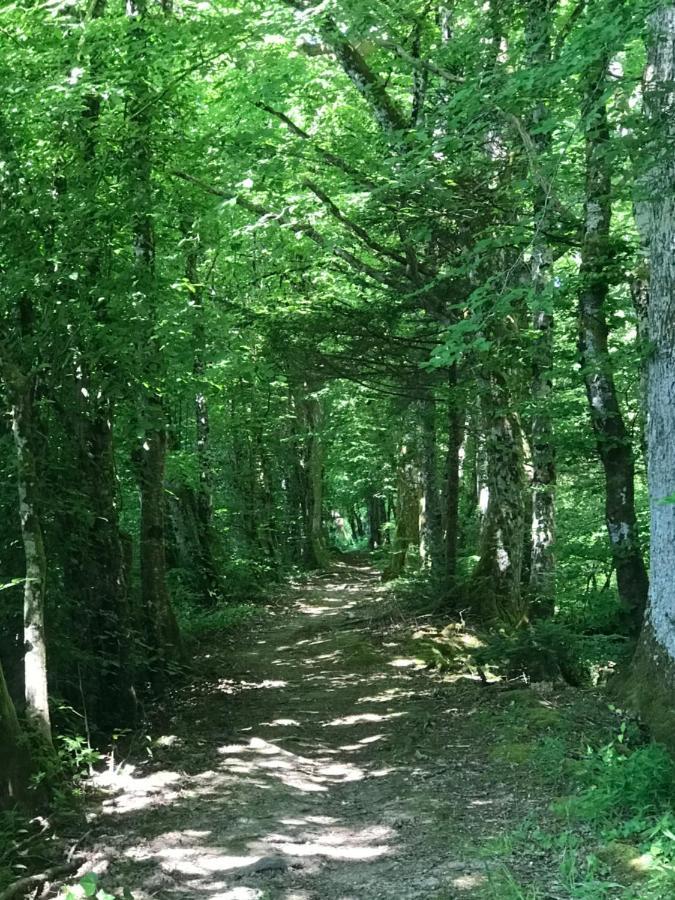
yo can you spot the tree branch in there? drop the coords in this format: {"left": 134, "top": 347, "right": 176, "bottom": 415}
{"left": 303, "top": 178, "right": 412, "bottom": 269}
{"left": 256, "top": 102, "right": 375, "bottom": 186}
{"left": 172, "top": 170, "right": 405, "bottom": 290}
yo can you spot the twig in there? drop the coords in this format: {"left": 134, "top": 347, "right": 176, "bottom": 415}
{"left": 0, "top": 859, "right": 84, "bottom": 900}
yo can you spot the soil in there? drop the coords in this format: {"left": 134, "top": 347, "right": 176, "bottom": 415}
{"left": 80, "top": 558, "right": 610, "bottom": 900}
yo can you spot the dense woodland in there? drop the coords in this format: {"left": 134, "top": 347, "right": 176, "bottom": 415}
{"left": 2, "top": 0, "right": 675, "bottom": 895}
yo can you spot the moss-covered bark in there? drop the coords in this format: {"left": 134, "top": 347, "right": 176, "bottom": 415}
{"left": 622, "top": 624, "right": 675, "bottom": 750}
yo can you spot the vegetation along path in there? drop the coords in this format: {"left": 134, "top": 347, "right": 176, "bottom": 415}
{"left": 82, "top": 559, "right": 624, "bottom": 900}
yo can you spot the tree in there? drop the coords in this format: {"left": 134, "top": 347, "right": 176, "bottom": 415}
{"left": 627, "top": 4, "right": 675, "bottom": 743}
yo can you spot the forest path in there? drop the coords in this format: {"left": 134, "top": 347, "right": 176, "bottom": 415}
{"left": 88, "top": 560, "right": 536, "bottom": 900}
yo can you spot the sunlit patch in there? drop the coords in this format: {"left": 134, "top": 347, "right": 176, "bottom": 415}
{"left": 357, "top": 688, "right": 416, "bottom": 703}
{"left": 214, "top": 678, "right": 288, "bottom": 694}
{"left": 207, "top": 889, "right": 263, "bottom": 899}
{"left": 340, "top": 734, "right": 385, "bottom": 750}
{"left": 264, "top": 824, "right": 393, "bottom": 860}
{"left": 630, "top": 852, "right": 655, "bottom": 873}
{"left": 155, "top": 847, "right": 262, "bottom": 875}
{"left": 261, "top": 718, "right": 301, "bottom": 727}
{"left": 453, "top": 873, "right": 487, "bottom": 890}
{"left": 325, "top": 712, "right": 405, "bottom": 726}
{"left": 93, "top": 765, "right": 181, "bottom": 814}
{"left": 389, "top": 657, "right": 426, "bottom": 669}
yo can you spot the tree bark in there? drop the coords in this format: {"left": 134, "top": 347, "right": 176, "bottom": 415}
{"left": 525, "top": 0, "right": 557, "bottom": 615}
{"left": 184, "top": 225, "right": 221, "bottom": 598}
{"left": 292, "top": 384, "right": 329, "bottom": 569}
{"left": 127, "top": 0, "right": 181, "bottom": 667}
{"left": 383, "top": 444, "right": 421, "bottom": 580}
{"left": 0, "top": 658, "right": 31, "bottom": 809}
{"left": 419, "top": 394, "right": 444, "bottom": 577}
{"left": 625, "top": 6, "right": 675, "bottom": 744}
{"left": 9, "top": 373, "right": 51, "bottom": 744}
{"left": 444, "top": 366, "right": 463, "bottom": 583}
{"left": 579, "top": 59, "right": 648, "bottom": 629}
{"left": 134, "top": 411, "right": 181, "bottom": 667}
{"left": 471, "top": 380, "right": 527, "bottom": 623}
{"left": 63, "top": 403, "right": 134, "bottom": 727}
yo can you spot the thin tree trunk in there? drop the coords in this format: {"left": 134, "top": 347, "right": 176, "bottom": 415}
{"left": 185, "top": 225, "right": 220, "bottom": 598}
{"left": 579, "top": 59, "right": 648, "bottom": 629}
{"left": 305, "top": 393, "right": 328, "bottom": 569}
{"left": 445, "top": 365, "right": 463, "bottom": 583}
{"left": 419, "top": 394, "right": 443, "bottom": 577}
{"left": 525, "top": 0, "right": 557, "bottom": 615}
{"left": 10, "top": 373, "right": 51, "bottom": 744}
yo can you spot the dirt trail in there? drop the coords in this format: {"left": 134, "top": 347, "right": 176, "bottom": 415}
{"left": 88, "top": 560, "right": 537, "bottom": 899}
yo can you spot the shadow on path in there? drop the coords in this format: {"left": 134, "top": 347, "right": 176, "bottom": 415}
{"left": 89, "top": 560, "right": 525, "bottom": 899}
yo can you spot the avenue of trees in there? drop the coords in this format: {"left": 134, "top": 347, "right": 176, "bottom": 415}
{"left": 1, "top": 0, "right": 675, "bottom": 806}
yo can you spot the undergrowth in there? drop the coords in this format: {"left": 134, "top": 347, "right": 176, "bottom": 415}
{"left": 480, "top": 710, "right": 675, "bottom": 898}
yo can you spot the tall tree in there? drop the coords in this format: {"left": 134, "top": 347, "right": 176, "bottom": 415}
{"left": 578, "top": 54, "right": 648, "bottom": 630}
{"left": 628, "top": 4, "right": 675, "bottom": 741}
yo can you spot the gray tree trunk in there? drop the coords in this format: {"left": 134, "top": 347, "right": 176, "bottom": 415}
{"left": 472, "top": 379, "right": 527, "bottom": 623}
{"left": 10, "top": 374, "right": 51, "bottom": 744}
{"left": 578, "top": 58, "right": 648, "bottom": 630}
{"left": 419, "top": 394, "right": 444, "bottom": 578}
{"left": 627, "top": 6, "right": 675, "bottom": 744}
{"left": 525, "top": 0, "right": 557, "bottom": 614}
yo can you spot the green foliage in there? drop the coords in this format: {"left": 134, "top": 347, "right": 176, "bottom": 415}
{"left": 177, "top": 600, "right": 260, "bottom": 639}
{"left": 59, "top": 873, "right": 130, "bottom": 900}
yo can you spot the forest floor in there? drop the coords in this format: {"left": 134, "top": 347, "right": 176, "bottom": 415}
{"left": 79, "top": 558, "right": 630, "bottom": 900}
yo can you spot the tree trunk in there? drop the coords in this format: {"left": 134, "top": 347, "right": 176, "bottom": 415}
{"left": 525, "top": 0, "right": 557, "bottom": 615}
{"left": 0, "top": 659, "right": 31, "bottom": 809}
{"left": 127, "top": 0, "right": 181, "bottom": 667}
{"left": 134, "top": 412, "right": 181, "bottom": 668}
{"left": 10, "top": 374, "right": 51, "bottom": 745}
{"left": 419, "top": 395, "right": 443, "bottom": 577}
{"left": 383, "top": 445, "right": 421, "bottom": 581}
{"left": 185, "top": 225, "right": 221, "bottom": 598}
{"left": 625, "top": 6, "right": 675, "bottom": 745}
{"left": 579, "top": 59, "right": 648, "bottom": 630}
{"left": 64, "top": 403, "right": 134, "bottom": 727}
{"left": 292, "top": 385, "right": 328, "bottom": 569}
{"left": 471, "top": 381, "right": 527, "bottom": 623}
{"left": 306, "top": 393, "right": 328, "bottom": 569}
{"left": 445, "top": 366, "right": 463, "bottom": 583}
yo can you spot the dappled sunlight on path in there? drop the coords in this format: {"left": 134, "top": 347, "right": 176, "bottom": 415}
{"left": 87, "top": 560, "right": 521, "bottom": 899}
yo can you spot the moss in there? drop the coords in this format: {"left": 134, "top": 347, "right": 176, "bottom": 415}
{"left": 491, "top": 741, "right": 534, "bottom": 764}
{"left": 620, "top": 623, "right": 675, "bottom": 751}
{"left": 596, "top": 841, "right": 652, "bottom": 884}
{"left": 519, "top": 705, "right": 563, "bottom": 730}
